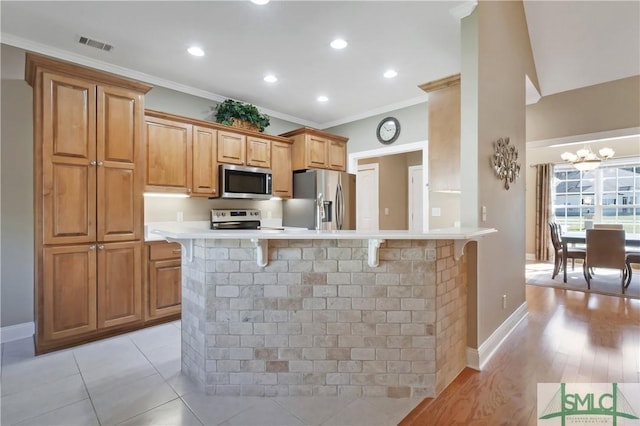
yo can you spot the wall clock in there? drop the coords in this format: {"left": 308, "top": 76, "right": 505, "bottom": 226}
{"left": 376, "top": 117, "right": 400, "bottom": 145}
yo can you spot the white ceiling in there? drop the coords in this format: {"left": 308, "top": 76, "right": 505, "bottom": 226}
{"left": 1, "top": 1, "right": 638, "bottom": 129}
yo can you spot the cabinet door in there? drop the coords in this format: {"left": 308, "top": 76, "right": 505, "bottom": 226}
{"left": 97, "top": 241, "right": 142, "bottom": 329}
{"left": 327, "top": 140, "right": 346, "bottom": 171}
{"left": 271, "top": 141, "right": 292, "bottom": 198}
{"left": 42, "top": 245, "right": 97, "bottom": 341}
{"left": 42, "top": 72, "right": 97, "bottom": 245}
{"left": 97, "top": 86, "right": 144, "bottom": 241}
{"left": 148, "top": 258, "right": 182, "bottom": 319}
{"left": 306, "top": 135, "right": 328, "bottom": 169}
{"left": 217, "top": 131, "right": 246, "bottom": 165}
{"left": 192, "top": 126, "right": 219, "bottom": 197}
{"left": 246, "top": 136, "right": 271, "bottom": 168}
{"left": 145, "top": 117, "right": 192, "bottom": 193}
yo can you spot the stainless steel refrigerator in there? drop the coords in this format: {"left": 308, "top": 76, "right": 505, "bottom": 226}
{"left": 282, "top": 170, "right": 356, "bottom": 230}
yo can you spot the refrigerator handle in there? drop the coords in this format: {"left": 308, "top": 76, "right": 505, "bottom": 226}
{"left": 336, "top": 183, "right": 344, "bottom": 230}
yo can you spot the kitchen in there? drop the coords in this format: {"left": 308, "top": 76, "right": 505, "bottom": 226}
{"left": 2, "top": 0, "right": 638, "bottom": 424}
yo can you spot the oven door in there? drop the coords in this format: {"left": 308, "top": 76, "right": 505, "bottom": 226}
{"left": 211, "top": 220, "right": 261, "bottom": 230}
{"left": 220, "top": 165, "right": 272, "bottom": 199}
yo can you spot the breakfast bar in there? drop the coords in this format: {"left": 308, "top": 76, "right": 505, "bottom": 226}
{"left": 151, "top": 225, "right": 496, "bottom": 398}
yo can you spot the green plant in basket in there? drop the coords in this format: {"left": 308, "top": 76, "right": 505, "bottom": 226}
{"left": 212, "top": 99, "right": 270, "bottom": 132}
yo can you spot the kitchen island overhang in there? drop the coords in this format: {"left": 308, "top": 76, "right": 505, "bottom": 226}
{"left": 151, "top": 225, "right": 496, "bottom": 398}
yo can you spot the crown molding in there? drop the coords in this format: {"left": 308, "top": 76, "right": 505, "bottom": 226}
{"left": 449, "top": 1, "right": 477, "bottom": 21}
{"left": 418, "top": 74, "right": 461, "bottom": 93}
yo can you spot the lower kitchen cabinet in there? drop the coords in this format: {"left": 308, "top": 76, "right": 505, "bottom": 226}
{"left": 41, "top": 241, "right": 143, "bottom": 345}
{"left": 146, "top": 241, "right": 182, "bottom": 320}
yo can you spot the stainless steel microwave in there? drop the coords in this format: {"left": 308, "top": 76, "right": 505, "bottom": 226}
{"left": 220, "top": 164, "right": 272, "bottom": 200}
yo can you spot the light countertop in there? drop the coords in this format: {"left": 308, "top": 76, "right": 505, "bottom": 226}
{"left": 148, "top": 222, "right": 497, "bottom": 241}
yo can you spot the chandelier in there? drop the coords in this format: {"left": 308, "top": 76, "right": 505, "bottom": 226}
{"left": 560, "top": 146, "right": 614, "bottom": 171}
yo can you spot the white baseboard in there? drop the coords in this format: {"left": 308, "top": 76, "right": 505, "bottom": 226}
{"left": 466, "top": 301, "right": 528, "bottom": 371}
{"left": 1, "top": 322, "right": 35, "bottom": 343}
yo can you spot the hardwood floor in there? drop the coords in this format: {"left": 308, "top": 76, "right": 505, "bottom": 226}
{"left": 400, "top": 284, "right": 640, "bottom": 425}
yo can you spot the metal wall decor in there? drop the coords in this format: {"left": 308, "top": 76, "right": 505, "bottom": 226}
{"left": 491, "top": 137, "right": 520, "bottom": 190}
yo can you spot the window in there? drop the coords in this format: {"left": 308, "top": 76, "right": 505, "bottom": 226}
{"left": 553, "top": 159, "right": 640, "bottom": 233}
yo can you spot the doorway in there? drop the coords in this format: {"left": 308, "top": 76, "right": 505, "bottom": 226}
{"left": 349, "top": 141, "right": 428, "bottom": 231}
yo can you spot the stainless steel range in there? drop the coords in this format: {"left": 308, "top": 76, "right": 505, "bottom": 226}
{"left": 210, "top": 209, "right": 261, "bottom": 230}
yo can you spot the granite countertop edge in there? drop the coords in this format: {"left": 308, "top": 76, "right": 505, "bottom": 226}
{"left": 148, "top": 223, "right": 497, "bottom": 241}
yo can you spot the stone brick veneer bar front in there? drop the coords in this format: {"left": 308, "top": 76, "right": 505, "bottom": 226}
{"left": 180, "top": 237, "right": 468, "bottom": 398}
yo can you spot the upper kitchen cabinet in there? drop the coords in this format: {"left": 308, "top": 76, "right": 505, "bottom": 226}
{"left": 217, "top": 130, "right": 246, "bottom": 165}
{"left": 280, "top": 128, "right": 349, "bottom": 172}
{"left": 192, "top": 125, "right": 219, "bottom": 196}
{"left": 246, "top": 136, "right": 271, "bottom": 168}
{"left": 26, "top": 54, "right": 149, "bottom": 245}
{"left": 217, "top": 132, "right": 271, "bottom": 168}
{"left": 144, "top": 111, "right": 219, "bottom": 197}
{"left": 271, "top": 140, "right": 293, "bottom": 198}
{"left": 145, "top": 115, "right": 193, "bottom": 194}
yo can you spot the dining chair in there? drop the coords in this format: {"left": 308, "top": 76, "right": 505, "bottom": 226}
{"left": 583, "top": 228, "right": 627, "bottom": 292}
{"left": 625, "top": 251, "right": 640, "bottom": 290}
{"left": 593, "top": 223, "right": 624, "bottom": 229}
{"left": 549, "top": 222, "right": 585, "bottom": 279}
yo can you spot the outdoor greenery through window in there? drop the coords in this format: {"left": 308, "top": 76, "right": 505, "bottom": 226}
{"left": 553, "top": 158, "right": 640, "bottom": 233}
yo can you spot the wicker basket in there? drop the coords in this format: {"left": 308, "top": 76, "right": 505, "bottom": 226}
{"left": 231, "top": 118, "right": 259, "bottom": 132}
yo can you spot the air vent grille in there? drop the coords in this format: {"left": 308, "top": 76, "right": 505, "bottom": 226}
{"left": 78, "top": 36, "right": 114, "bottom": 52}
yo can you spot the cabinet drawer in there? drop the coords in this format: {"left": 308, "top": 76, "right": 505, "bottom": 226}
{"left": 149, "top": 242, "right": 182, "bottom": 260}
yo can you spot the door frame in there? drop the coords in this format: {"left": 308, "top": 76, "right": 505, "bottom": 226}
{"left": 348, "top": 141, "right": 429, "bottom": 231}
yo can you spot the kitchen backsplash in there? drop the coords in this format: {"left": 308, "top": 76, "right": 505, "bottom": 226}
{"left": 144, "top": 197, "right": 283, "bottom": 222}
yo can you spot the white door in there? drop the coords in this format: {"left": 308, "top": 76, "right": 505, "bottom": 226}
{"left": 356, "top": 164, "right": 379, "bottom": 231}
{"left": 408, "top": 166, "right": 423, "bottom": 232}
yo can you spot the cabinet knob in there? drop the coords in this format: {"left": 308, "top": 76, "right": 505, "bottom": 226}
{"left": 212, "top": 189, "right": 216, "bottom": 193}
{"left": 89, "top": 245, "right": 96, "bottom": 250}
{"left": 98, "top": 245, "right": 105, "bottom": 250}
{"left": 187, "top": 188, "right": 191, "bottom": 193}
{"left": 90, "top": 161, "right": 97, "bottom": 166}
{"left": 97, "top": 161, "right": 104, "bottom": 166}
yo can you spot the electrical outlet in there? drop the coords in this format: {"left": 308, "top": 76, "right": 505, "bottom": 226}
{"left": 384, "top": 207, "right": 389, "bottom": 216}
{"left": 177, "top": 211, "right": 183, "bottom": 222}
{"left": 502, "top": 294, "right": 507, "bottom": 310}
{"left": 482, "top": 206, "right": 487, "bottom": 222}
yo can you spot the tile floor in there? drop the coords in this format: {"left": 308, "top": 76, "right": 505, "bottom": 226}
{"left": 0, "top": 321, "right": 422, "bottom": 425}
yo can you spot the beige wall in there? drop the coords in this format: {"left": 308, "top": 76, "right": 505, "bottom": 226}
{"left": 461, "top": 1, "right": 532, "bottom": 347}
{"left": 359, "top": 152, "right": 424, "bottom": 230}
{"left": 527, "top": 76, "right": 640, "bottom": 142}
{"left": 524, "top": 137, "right": 640, "bottom": 256}
{"left": 1, "top": 46, "right": 34, "bottom": 327}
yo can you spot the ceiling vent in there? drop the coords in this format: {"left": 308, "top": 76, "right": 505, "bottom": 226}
{"left": 78, "top": 36, "right": 114, "bottom": 52}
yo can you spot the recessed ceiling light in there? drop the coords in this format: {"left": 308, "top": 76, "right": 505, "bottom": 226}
{"left": 384, "top": 69, "right": 398, "bottom": 79}
{"left": 251, "top": 0, "right": 270, "bottom": 5}
{"left": 330, "top": 38, "right": 348, "bottom": 49}
{"left": 187, "top": 46, "right": 204, "bottom": 57}
{"left": 264, "top": 74, "right": 278, "bottom": 83}
{"left": 317, "top": 96, "right": 329, "bottom": 102}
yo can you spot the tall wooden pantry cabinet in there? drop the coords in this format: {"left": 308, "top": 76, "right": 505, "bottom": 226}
{"left": 26, "top": 53, "right": 152, "bottom": 353}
